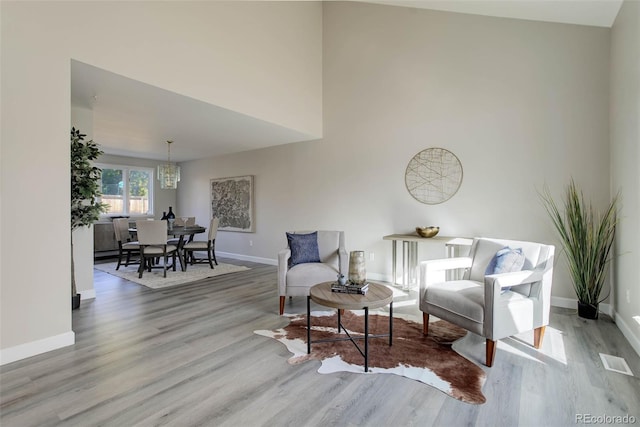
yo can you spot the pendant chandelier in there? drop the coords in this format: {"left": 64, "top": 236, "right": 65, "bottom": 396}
{"left": 157, "top": 140, "right": 181, "bottom": 189}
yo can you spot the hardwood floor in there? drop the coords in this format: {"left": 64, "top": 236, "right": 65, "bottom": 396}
{"left": 2, "top": 258, "right": 639, "bottom": 426}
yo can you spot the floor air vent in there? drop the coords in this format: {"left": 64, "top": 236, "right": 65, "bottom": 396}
{"left": 599, "top": 353, "right": 634, "bottom": 376}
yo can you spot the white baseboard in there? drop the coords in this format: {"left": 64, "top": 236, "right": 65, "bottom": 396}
{"left": 80, "top": 289, "right": 96, "bottom": 300}
{"left": 218, "top": 251, "right": 277, "bottom": 266}
{"left": 551, "top": 296, "right": 576, "bottom": 309}
{"left": 612, "top": 312, "right": 640, "bottom": 358}
{"left": 0, "top": 331, "right": 75, "bottom": 366}
{"left": 551, "top": 296, "right": 612, "bottom": 317}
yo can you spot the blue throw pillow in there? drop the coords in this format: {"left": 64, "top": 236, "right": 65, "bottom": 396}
{"left": 287, "top": 232, "right": 321, "bottom": 267}
{"left": 485, "top": 247, "right": 525, "bottom": 293}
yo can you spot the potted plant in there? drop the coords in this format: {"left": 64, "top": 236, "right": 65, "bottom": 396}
{"left": 71, "top": 127, "right": 108, "bottom": 309}
{"left": 541, "top": 179, "right": 618, "bottom": 319}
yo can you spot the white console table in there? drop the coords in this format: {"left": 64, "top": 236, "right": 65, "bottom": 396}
{"left": 382, "top": 234, "right": 473, "bottom": 289}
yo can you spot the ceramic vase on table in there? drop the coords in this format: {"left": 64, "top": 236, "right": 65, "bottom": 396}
{"left": 348, "top": 250, "right": 366, "bottom": 285}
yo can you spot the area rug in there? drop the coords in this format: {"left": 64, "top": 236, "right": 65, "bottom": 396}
{"left": 94, "top": 261, "right": 249, "bottom": 289}
{"left": 255, "top": 310, "right": 487, "bottom": 404}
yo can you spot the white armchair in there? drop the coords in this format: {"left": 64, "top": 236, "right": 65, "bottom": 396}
{"left": 420, "top": 237, "right": 555, "bottom": 367}
{"left": 278, "top": 230, "right": 348, "bottom": 315}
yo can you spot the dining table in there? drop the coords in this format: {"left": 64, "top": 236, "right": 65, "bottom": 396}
{"left": 129, "top": 224, "right": 206, "bottom": 271}
{"left": 167, "top": 225, "right": 207, "bottom": 244}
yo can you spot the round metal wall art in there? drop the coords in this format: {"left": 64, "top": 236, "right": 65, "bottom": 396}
{"left": 405, "top": 147, "right": 463, "bottom": 205}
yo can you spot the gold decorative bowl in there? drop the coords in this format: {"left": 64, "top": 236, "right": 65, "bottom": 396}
{"left": 416, "top": 226, "right": 439, "bottom": 238}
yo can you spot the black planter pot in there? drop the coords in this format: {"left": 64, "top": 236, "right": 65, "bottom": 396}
{"left": 72, "top": 293, "right": 81, "bottom": 310}
{"left": 578, "top": 301, "right": 598, "bottom": 319}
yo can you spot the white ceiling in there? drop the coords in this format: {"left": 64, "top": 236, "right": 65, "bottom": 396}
{"left": 70, "top": 0, "right": 623, "bottom": 163}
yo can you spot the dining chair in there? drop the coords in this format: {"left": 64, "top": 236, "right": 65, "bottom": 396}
{"left": 174, "top": 216, "right": 196, "bottom": 227}
{"left": 136, "top": 220, "right": 183, "bottom": 278}
{"left": 112, "top": 218, "right": 140, "bottom": 270}
{"left": 168, "top": 216, "right": 196, "bottom": 245}
{"left": 182, "top": 217, "right": 219, "bottom": 270}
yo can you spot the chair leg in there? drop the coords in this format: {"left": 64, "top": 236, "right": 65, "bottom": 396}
{"left": 212, "top": 240, "right": 218, "bottom": 265}
{"left": 138, "top": 256, "right": 145, "bottom": 278}
{"left": 534, "top": 326, "right": 546, "bottom": 349}
{"left": 208, "top": 248, "right": 214, "bottom": 269}
{"left": 116, "top": 250, "right": 123, "bottom": 270}
{"left": 163, "top": 255, "right": 168, "bottom": 278}
{"left": 178, "top": 251, "right": 184, "bottom": 271}
{"left": 422, "top": 312, "right": 429, "bottom": 335}
{"left": 279, "top": 296, "right": 286, "bottom": 315}
{"left": 486, "top": 339, "right": 497, "bottom": 367}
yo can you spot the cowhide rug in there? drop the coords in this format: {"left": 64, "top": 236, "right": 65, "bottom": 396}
{"left": 255, "top": 310, "right": 487, "bottom": 404}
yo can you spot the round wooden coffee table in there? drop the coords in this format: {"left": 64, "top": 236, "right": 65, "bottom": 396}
{"left": 307, "top": 281, "right": 393, "bottom": 372}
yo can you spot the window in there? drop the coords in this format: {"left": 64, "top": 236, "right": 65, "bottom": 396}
{"left": 98, "top": 164, "right": 154, "bottom": 216}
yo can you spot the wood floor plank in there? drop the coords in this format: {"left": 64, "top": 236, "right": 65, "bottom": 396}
{"left": 2, "top": 258, "right": 639, "bottom": 426}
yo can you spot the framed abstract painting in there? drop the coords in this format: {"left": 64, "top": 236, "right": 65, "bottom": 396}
{"left": 210, "top": 175, "right": 254, "bottom": 232}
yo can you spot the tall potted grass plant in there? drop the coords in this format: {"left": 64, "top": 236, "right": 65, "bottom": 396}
{"left": 541, "top": 180, "right": 618, "bottom": 319}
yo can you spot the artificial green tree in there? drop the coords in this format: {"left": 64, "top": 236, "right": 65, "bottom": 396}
{"left": 70, "top": 127, "right": 108, "bottom": 304}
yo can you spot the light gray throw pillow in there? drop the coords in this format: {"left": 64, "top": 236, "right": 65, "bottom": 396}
{"left": 485, "top": 247, "right": 525, "bottom": 292}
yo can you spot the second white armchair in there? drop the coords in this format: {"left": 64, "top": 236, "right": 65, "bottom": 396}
{"left": 420, "top": 237, "right": 555, "bottom": 367}
{"left": 278, "top": 230, "right": 348, "bottom": 315}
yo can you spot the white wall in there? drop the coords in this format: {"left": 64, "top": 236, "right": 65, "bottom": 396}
{"left": 610, "top": 0, "right": 640, "bottom": 354}
{"left": 0, "top": 1, "right": 322, "bottom": 363}
{"left": 72, "top": 1, "right": 323, "bottom": 137}
{"left": 179, "top": 2, "right": 611, "bottom": 304}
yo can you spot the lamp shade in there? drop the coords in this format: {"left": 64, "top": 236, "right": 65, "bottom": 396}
{"left": 157, "top": 163, "right": 180, "bottom": 189}
{"left": 158, "top": 140, "right": 180, "bottom": 189}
